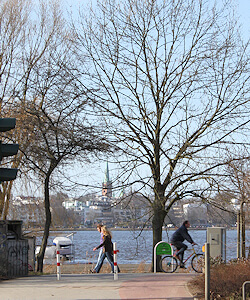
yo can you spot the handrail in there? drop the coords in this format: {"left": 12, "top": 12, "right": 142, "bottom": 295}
{"left": 242, "top": 281, "right": 250, "bottom": 300}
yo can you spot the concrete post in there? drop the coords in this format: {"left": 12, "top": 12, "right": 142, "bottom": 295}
{"left": 237, "top": 212, "right": 240, "bottom": 259}
{"left": 205, "top": 243, "right": 210, "bottom": 300}
{"left": 241, "top": 209, "right": 246, "bottom": 258}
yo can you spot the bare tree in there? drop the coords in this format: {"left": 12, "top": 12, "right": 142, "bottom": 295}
{"left": 73, "top": 0, "right": 250, "bottom": 270}
{"left": 0, "top": 0, "right": 31, "bottom": 218}
{"left": 226, "top": 159, "right": 250, "bottom": 258}
{"left": 0, "top": 0, "right": 65, "bottom": 219}
{"left": 19, "top": 34, "right": 111, "bottom": 271}
{"left": 1, "top": 0, "right": 111, "bottom": 272}
{"left": 21, "top": 79, "right": 109, "bottom": 272}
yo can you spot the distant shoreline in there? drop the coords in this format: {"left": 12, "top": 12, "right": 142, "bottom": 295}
{"left": 24, "top": 226, "right": 242, "bottom": 235}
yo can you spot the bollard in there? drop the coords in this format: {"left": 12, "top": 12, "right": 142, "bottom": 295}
{"left": 56, "top": 246, "right": 61, "bottom": 280}
{"left": 205, "top": 243, "right": 210, "bottom": 300}
{"left": 113, "top": 242, "right": 118, "bottom": 280}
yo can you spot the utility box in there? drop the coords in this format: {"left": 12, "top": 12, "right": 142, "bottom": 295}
{"left": 207, "top": 227, "right": 226, "bottom": 261}
{"left": 0, "top": 220, "right": 28, "bottom": 278}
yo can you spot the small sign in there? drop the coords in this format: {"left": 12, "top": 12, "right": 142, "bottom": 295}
{"left": 156, "top": 242, "right": 172, "bottom": 255}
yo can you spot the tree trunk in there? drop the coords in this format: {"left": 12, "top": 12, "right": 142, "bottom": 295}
{"left": 0, "top": 183, "right": 7, "bottom": 218}
{"left": 151, "top": 207, "right": 166, "bottom": 272}
{"left": 36, "top": 175, "right": 51, "bottom": 272}
{"left": 2, "top": 181, "right": 13, "bottom": 220}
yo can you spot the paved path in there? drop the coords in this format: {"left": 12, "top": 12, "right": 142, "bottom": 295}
{"left": 0, "top": 273, "right": 197, "bottom": 300}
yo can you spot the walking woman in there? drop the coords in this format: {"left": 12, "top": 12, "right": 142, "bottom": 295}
{"left": 91, "top": 226, "right": 120, "bottom": 273}
{"left": 94, "top": 224, "right": 103, "bottom": 270}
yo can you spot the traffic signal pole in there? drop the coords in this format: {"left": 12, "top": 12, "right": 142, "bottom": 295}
{"left": 0, "top": 118, "right": 19, "bottom": 183}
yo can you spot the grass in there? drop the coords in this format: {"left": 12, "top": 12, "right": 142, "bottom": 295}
{"left": 189, "top": 259, "right": 250, "bottom": 299}
{"left": 41, "top": 260, "right": 151, "bottom": 274}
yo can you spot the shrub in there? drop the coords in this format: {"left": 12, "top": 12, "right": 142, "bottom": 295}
{"left": 190, "top": 259, "right": 250, "bottom": 299}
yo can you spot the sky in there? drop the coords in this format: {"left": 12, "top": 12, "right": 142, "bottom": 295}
{"left": 237, "top": 0, "right": 250, "bottom": 40}
{"left": 61, "top": 0, "right": 250, "bottom": 180}
{"left": 62, "top": 0, "right": 249, "bottom": 39}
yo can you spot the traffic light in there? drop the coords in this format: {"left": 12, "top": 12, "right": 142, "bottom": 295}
{"left": 0, "top": 118, "right": 19, "bottom": 182}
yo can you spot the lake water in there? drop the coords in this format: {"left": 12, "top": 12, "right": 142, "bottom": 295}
{"left": 37, "top": 229, "right": 249, "bottom": 264}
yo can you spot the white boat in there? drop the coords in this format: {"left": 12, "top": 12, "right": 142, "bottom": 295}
{"left": 35, "top": 245, "right": 57, "bottom": 258}
{"left": 53, "top": 236, "right": 74, "bottom": 258}
{"left": 36, "top": 233, "right": 75, "bottom": 261}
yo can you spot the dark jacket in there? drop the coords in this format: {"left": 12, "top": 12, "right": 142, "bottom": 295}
{"left": 170, "top": 224, "right": 194, "bottom": 244}
{"left": 96, "top": 234, "right": 113, "bottom": 253}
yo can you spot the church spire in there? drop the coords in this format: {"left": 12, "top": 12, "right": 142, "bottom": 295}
{"left": 104, "top": 161, "right": 110, "bottom": 183}
{"left": 102, "top": 161, "right": 112, "bottom": 198}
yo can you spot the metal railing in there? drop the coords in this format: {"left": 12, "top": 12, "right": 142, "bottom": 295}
{"left": 242, "top": 281, "right": 250, "bottom": 300}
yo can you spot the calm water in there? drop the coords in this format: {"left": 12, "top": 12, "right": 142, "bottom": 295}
{"left": 37, "top": 229, "right": 249, "bottom": 264}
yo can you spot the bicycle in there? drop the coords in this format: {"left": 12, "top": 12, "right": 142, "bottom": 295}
{"left": 160, "top": 245, "right": 204, "bottom": 273}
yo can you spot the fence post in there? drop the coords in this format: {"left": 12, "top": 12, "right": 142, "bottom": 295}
{"left": 113, "top": 242, "right": 118, "bottom": 280}
{"left": 56, "top": 245, "right": 61, "bottom": 281}
{"left": 205, "top": 243, "right": 210, "bottom": 300}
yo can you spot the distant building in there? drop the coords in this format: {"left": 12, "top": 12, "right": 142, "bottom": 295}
{"left": 102, "top": 161, "right": 112, "bottom": 198}
{"left": 60, "top": 162, "right": 151, "bottom": 228}
{"left": 62, "top": 199, "right": 84, "bottom": 211}
{"left": 9, "top": 196, "right": 45, "bottom": 227}
{"left": 183, "top": 203, "right": 208, "bottom": 225}
{"left": 12, "top": 196, "right": 43, "bottom": 206}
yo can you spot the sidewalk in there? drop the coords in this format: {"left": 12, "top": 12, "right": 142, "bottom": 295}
{"left": 0, "top": 273, "right": 197, "bottom": 300}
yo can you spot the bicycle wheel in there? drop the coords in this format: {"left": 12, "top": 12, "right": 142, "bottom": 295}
{"left": 160, "top": 255, "right": 178, "bottom": 273}
{"left": 191, "top": 253, "right": 204, "bottom": 273}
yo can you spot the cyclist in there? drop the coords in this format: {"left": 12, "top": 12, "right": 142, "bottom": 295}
{"left": 170, "top": 220, "right": 197, "bottom": 268}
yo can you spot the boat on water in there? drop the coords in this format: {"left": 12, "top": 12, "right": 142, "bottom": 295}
{"left": 36, "top": 233, "right": 75, "bottom": 261}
